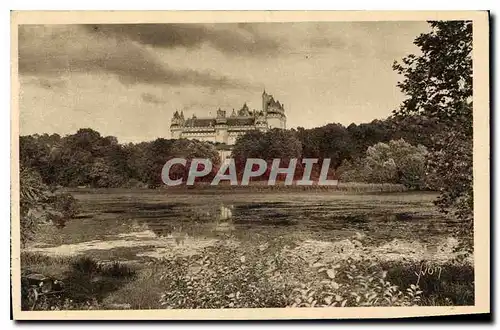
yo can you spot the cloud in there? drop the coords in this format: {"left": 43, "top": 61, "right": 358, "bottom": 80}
{"left": 82, "top": 23, "right": 283, "bottom": 56}
{"left": 141, "top": 92, "right": 165, "bottom": 105}
{"left": 37, "top": 78, "right": 67, "bottom": 90}
{"left": 18, "top": 25, "right": 253, "bottom": 90}
{"left": 22, "top": 76, "right": 67, "bottom": 90}
{"left": 308, "top": 36, "right": 349, "bottom": 50}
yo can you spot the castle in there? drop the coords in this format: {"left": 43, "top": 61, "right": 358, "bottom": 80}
{"left": 170, "top": 90, "right": 286, "bottom": 148}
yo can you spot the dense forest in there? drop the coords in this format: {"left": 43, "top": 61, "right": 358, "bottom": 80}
{"left": 19, "top": 115, "right": 443, "bottom": 189}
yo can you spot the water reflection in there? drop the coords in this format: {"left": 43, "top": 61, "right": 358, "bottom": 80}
{"left": 126, "top": 200, "right": 453, "bottom": 246}
{"left": 219, "top": 205, "right": 233, "bottom": 220}
{"left": 214, "top": 205, "right": 235, "bottom": 233}
{"left": 135, "top": 203, "right": 237, "bottom": 240}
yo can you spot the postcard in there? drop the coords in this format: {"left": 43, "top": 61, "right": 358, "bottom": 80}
{"left": 11, "top": 10, "right": 490, "bottom": 320}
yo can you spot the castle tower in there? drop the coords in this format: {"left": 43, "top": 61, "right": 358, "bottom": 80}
{"left": 262, "top": 90, "right": 271, "bottom": 115}
{"left": 215, "top": 108, "right": 228, "bottom": 144}
{"left": 262, "top": 90, "right": 286, "bottom": 129}
{"left": 255, "top": 111, "right": 268, "bottom": 132}
{"left": 170, "top": 110, "right": 185, "bottom": 138}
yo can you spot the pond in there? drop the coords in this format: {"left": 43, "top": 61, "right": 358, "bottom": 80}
{"left": 28, "top": 189, "right": 461, "bottom": 263}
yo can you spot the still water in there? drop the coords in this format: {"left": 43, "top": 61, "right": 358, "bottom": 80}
{"left": 29, "top": 190, "right": 459, "bottom": 261}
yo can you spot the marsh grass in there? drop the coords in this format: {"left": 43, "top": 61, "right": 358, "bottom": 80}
{"left": 382, "top": 261, "right": 474, "bottom": 305}
{"left": 101, "top": 262, "right": 172, "bottom": 309}
{"left": 158, "top": 182, "right": 407, "bottom": 193}
{"left": 21, "top": 252, "right": 136, "bottom": 310}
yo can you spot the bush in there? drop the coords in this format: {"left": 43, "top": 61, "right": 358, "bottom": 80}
{"left": 19, "top": 166, "right": 79, "bottom": 245}
{"left": 339, "top": 139, "right": 429, "bottom": 190}
{"left": 157, "top": 245, "right": 430, "bottom": 309}
{"left": 288, "top": 258, "right": 422, "bottom": 307}
{"left": 382, "top": 260, "right": 474, "bottom": 306}
{"left": 158, "top": 245, "right": 289, "bottom": 308}
{"left": 336, "top": 159, "right": 367, "bottom": 183}
{"left": 47, "top": 192, "right": 79, "bottom": 227}
{"left": 121, "top": 178, "right": 147, "bottom": 188}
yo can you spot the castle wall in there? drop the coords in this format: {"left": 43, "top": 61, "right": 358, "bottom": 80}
{"left": 215, "top": 126, "right": 228, "bottom": 144}
{"left": 171, "top": 128, "right": 183, "bottom": 139}
{"left": 180, "top": 131, "right": 217, "bottom": 142}
{"left": 176, "top": 125, "right": 262, "bottom": 145}
{"left": 267, "top": 114, "right": 286, "bottom": 129}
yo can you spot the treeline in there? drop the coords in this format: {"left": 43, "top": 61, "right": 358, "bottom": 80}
{"left": 233, "top": 116, "right": 442, "bottom": 165}
{"left": 20, "top": 129, "right": 220, "bottom": 188}
{"left": 232, "top": 116, "right": 442, "bottom": 188}
{"left": 20, "top": 116, "right": 442, "bottom": 189}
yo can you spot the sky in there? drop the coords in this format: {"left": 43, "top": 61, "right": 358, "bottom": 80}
{"left": 18, "top": 22, "right": 430, "bottom": 143}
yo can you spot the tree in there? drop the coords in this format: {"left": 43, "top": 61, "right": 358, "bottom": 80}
{"left": 168, "top": 139, "right": 221, "bottom": 185}
{"left": 232, "top": 129, "right": 302, "bottom": 162}
{"left": 231, "top": 129, "right": 302, "bottom": 181}
{"left": 346, "top": 120, "right": 393, "bottom": 159}
{"left": 338, "top": 139, "right": 428, "bottom": 189}
{"left": 393, "top": 21, "right": 472, "bottom": 132}
{"left": 140, "top": 138, "right": 176, "bottom": 188}
{"left": 298, "top": 124, "right": 354, "bottom": 169}
{"left": 19, "top": 166, "right": 78, "bottom": 246}
{"left": 44, "top": 129, "right": 132, "bottom": 187}
{"left": 366, "top": 139, "right": 428, "bottom": 189}
{"left": 19, "top": 134, "right": 61, "bottom": 185}
{"left": 385, "top": 116, "right": 445, "bottom": 149}
{"left": 393, "top": 21, "right": 473, "bottom": 249}
{"left": 122, "top": 138, "right": 220, "bottom": 188}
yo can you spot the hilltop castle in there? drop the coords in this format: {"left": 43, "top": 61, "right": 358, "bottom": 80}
{"left": 170, "top": 90, "right": 286, "bottom": 146}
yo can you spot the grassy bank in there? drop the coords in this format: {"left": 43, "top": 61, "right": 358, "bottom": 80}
{"left": 21, "top": 244, "right": 473, "bottom": 310}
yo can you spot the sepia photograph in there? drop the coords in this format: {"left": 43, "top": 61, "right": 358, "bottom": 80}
{"left": 10, "top": 11, "right": 490, "bottom": 320}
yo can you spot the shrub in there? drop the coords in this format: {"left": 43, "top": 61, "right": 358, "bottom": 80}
{"left": 288, "top": 258, "right": 422, "bottom": 307}
{"left": 101, "top": 262, "right": 137, "bottom": 278}
{"left": 121, "top": 178, "right": 147, "bottom": 188}
{"left": 428, "top": 131, "right": 473, "bottom": 252}
{"left": 338, "top": 139, "right": 429, "bottom": 190}
{"left": 21, "top": 254, "right": 136, "bottom": 310}
{"left": 158, "top": 245, "right": 289, "bottom": 308}
{"left": 20, "top": 166, "right": 79, "bottom": 245}
{"left": 157, "top": 245, "right": 427, "bottom": 309}
{"left": 382, "top": 260, "right": 474, "bottom": 306}
{"left": 70, "top": 256, "right": 100, "bottom": 276}
{"left": 46, "top": 192, "right": 79, "bottom": 227}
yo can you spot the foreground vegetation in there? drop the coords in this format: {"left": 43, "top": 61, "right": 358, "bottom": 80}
{"left": 21, "top": 242, "right": 473, "bottom": 310}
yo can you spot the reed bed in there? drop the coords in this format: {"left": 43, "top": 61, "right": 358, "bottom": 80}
{"left": 159, "top": 182, "right": 408, "bottom": 193}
